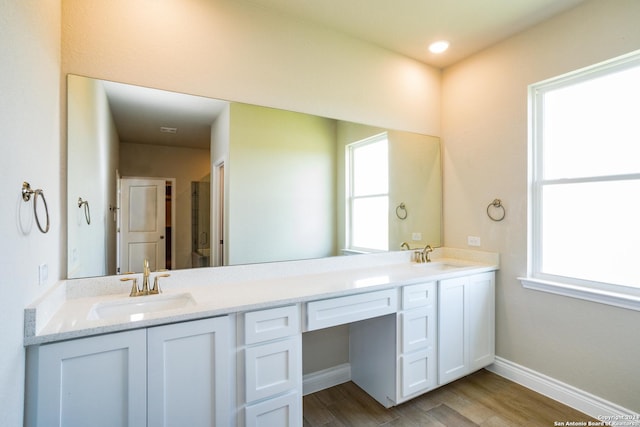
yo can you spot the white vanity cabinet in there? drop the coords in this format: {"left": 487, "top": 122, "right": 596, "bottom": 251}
{"left": 25, "top": 254, "right": 499, "bottom": 426}
{"left": 350, "top": 282, "right": 437, "bottom": 408}
{"left": 438, "top": 272, "right": 495, "bottom": 384}
{"left": 25, "top": 316, "right": 230, "bottom": 427}
{"left": 239, "top": 305, "right": 302, "bottom": 427}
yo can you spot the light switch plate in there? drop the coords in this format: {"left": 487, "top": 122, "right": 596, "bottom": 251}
{"left": 38, "top": 263, "right": 48, "bottom": 286}
{"left": 467, "top": 236, "right": 481, "bottom": 247}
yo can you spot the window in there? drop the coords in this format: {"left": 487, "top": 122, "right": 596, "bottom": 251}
{"left": 524, "top": 50, "right": 640, "bottom": 309}
{"left": 346, "top": 133, "right": 389, "bottom": 252}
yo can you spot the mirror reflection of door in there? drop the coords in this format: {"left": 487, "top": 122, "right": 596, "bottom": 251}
{"left": 119, "top": 178, "right": 167, "bottom": 273}
{"left": 214, "top": 161, "right": 225, "bottom": 267}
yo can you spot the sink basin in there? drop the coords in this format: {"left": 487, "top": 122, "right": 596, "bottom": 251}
{"left": 87, "top": 293, "right": 196, "bottom": 321}
{"left": 412, "top": 262, "right": 464, "bottom": 271}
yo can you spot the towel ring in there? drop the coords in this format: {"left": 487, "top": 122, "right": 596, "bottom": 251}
{"left": 21, "top": 182, "right": 50, "bottom": 233}
{"left": 487, "top": 198, "right": 505, "bottom": 222}
{"left": 396, "top": 202, "right": 408, "bottom": 220}
{"left": 78, "top": 197, "right": 91, "bottom": 225}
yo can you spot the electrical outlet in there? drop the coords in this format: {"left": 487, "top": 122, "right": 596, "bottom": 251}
{"left": 411, "top": 232, "right": 422, "bottom": 241}
{"left": 467, "top": 236, "right": 481, "bottom": 247}
{"left": 38, "top": 263, "right": 48, "bottom": 286}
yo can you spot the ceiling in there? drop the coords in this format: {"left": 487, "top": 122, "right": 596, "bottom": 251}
{"left": 102, "top": 80, "right": 229, "bottom": 150}
{"left": 248, "top": 0, "right": 585, "bottom": 68}
{"left": 101, "top": 0, "right": 585, "bottom": 149}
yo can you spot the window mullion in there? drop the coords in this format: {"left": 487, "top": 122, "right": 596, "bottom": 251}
{"left": 541, "top": 173, "right": 640, "bottom": 186}
{"left": 352, "top": 192, "right": 389, "bottom": 200}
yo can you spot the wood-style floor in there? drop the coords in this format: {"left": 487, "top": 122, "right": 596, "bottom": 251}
{"left": 303, "top": 369, "right": 595, "bottom": 426}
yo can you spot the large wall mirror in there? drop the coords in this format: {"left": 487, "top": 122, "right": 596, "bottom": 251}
{"left": 67, "top": 74, "right": 442, "bottom": 279}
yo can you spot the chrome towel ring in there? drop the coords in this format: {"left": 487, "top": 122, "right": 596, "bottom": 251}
{"left": 78, "top": 197, "right": 91, "bottom": 225}
{"left": 21, "top": 182, "right": 50, "bottom": 233}
{"left": 487, "top": 198, "right": 506, "bottom": 222}
{"left": 396, "top": 202, "right": 408, "bottom": 220}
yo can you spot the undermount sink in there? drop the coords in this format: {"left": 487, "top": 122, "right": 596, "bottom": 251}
{"left": 411, "top": 262, "right": 464, "bottom": 271}
{"left": 87, "top": 292, "right": 196, "bottom": 321}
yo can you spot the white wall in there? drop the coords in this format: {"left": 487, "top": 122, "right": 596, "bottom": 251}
{"left": 0, "top": 0, "right": 61, "bottom": 425}
{"left": 67, "top": 75, "right": 119, "bottom": 278}
{"left": 61, "top": 0, "right": 441, "bottom": 136}
{"left": 442, "top": 0, "right": 640, "bottom": 411}
{"left": 227, "top": 103, "right": 337, "bottom": 264}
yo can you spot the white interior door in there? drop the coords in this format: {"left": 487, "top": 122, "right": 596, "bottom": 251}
{"left": 119, "top": 178, "right": 166, "bottom": 273}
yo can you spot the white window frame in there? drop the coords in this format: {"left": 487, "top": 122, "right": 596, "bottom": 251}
{"left": 345, "top": 133, "right": 389, "bottom": 253}
{"left": 520, "top": 50, "right": 640, "bottom": 311}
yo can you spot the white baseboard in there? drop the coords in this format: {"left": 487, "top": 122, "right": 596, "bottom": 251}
{"left": 303, "top": 363, "right": 351, "bottom": 396}
{"left": 303, "top": 358, "right": 639, "bottom": 421}
{"left": 487, "top": 357, "right": 638, "bottom": 420}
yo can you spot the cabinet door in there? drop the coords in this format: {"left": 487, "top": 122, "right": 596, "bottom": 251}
{"left": 30, "top": 329, "right": 146, "bottom": 427}
{"left": 438, "top": 273, "right": 496, "bottom": 385}
{"left": 147, "top": 316, "right": 230, "bottom": 427}
{"left": 438, "top": 276, "right": 468, "bottom": 384}
{"left": 468, "top": 272, "right": 495, "bottom": 371}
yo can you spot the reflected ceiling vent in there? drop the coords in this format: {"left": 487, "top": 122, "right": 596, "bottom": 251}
{"left": 160, "top": 126, "right": 178, "bottom": 134}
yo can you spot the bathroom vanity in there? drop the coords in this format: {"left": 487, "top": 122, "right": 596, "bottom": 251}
{"left": 24, "top": 248, "right": 497, "bottom": 427}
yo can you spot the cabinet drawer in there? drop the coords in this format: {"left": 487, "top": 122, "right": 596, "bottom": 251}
{"left": 244, "top": 305, "right": 300, "bottom": 344}
{"left": 245, "top": 391, "right": 301, "bottom": 427}
{"left": 402, "top": 282, "right": 435, "bottom": 309}
{"left": 306, "top": 289, "right": 397, "bottom": 331}
{"left": 245, "top": 337, "right": 301, "bottom": 403}
{"left": 401, "top": 308, "right": 435, "bottom": 353}
{"left": 401, "top": 348, "right": 436, "bottom": 398}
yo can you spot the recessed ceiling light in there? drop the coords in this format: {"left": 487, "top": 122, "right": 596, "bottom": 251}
{"left": 428, "top": 40, "right": 449, "bottom": 54}
{"left": 160, "top": 127, "right": 177, "bottom": 134}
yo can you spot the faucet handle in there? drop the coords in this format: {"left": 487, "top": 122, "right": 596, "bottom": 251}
{"left": 151, "top": 273, "right": 170, "bottom": 294}
{"left": 121, "top": 277, "right": 140, "bottom": 297}
{"left": 423, "top": 244, "right": 433, "bottom": 263}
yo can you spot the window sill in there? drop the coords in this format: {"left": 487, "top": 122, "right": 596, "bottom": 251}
{"left": 518, "top": 277, "right": 640, "bottom": 312}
